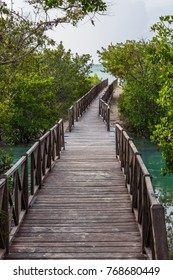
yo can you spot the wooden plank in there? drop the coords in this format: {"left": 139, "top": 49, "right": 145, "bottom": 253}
{"left": 11, "top": 241, "right": 142, "bottom": 247}
{"left": 9, "top": 246, "right": 142, "bottom": 253}
{"left": 11, "top": 233, "right": 141, "bottom": 242}
{"left": 7, "top": 252, "right": 145, "bottom": 259}
{"left": 18, "top": 225, "right": 139, "bottom": 232}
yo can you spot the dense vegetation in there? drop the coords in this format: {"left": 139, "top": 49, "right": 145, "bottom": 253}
{"left": 0, "top": 0, "right": 106, "bottom": 172}
{"left": 98, "top": 15, "right": 173, "bottom": 174}
{"left": 0, "top": 43, "right": 97, "bottom": 144}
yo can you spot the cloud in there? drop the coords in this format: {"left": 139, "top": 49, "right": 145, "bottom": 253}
{"left": 143, "top": 0, "right": 173, "bottom": 8}
{"left": 110, "top": 0, "right": 149, "bottom": 42}
{"left": 4, "top": 0, "right": 173, "bottom": 63}
{"left": 48, "top": 0, "right": 150, "bottom": 62}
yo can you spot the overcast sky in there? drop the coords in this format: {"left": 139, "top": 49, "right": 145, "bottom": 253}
{"left": 5, "top": 0, "right": 173, "bottom": 63}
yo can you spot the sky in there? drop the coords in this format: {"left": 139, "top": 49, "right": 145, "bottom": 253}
{"left": 5, "top": 0, "right": 173, "bottom": 63}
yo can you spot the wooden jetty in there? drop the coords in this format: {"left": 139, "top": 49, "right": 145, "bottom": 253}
{"left": 0, "top": 80, "right": 168, "bottom": 260}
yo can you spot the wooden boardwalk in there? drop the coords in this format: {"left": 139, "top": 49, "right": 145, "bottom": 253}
{"left": 6, "top": 93, "right": 145, "bottom": 259}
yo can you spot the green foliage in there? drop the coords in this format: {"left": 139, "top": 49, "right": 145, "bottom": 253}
{"left": 149, "top": 16, "right": 173, "bottom": 173}
{"left": 98, "top": 40, "right": 163, "bottom": 136}
{"left": 7, "top": 74, "right": 58, "bottom": 143}
{"left": 29, "top": 0, "right": 107, "bottom": 13}
{"left": 40, "top": 43, "right": 93, "bottom": 119}
{"left": 0, "top": 147, "right": 13, "bottom": 174}
{"left": 98, "top": 16, "right": 173, "bottom": 173}
{"left": 0, "top": 0, "right": 107, "bottom": 143}
{"left": 169, "top": 250, "right": 173, "bottom": 259}
{"left": 87, "top": 73, "right": 101, "bottom": 86}
{"left": 27, "top": 0, "right": 107, "bottom": 26}
{"left": 0, "top": 0, "right": 98, "bottom": 144}
{"left": 0, "top": 42, "right": 93, "bottom": 144}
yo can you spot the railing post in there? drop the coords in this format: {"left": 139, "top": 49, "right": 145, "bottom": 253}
{"left": 75, "top": 102, "right": 78, "bottom": 122}
{"left": 38, "top": 140, "right": 42, "bottom": 188}
{"left": 131, "top": 152, "right": 141, "bottom": 209}
{"left": 150, "top": 204, "right": 168, "bottom": 259}
{"left": 57, "top": 122, "right": 60, "bottom": 159}
{"left": 115, "top": 124, "right": 119, "bottom": 158}
{"left": 14, "top": 172, "right": 19, "bottom": 225}
{"left": 4, "top": 178, "right": 9, "bottom": 254}
{"left": 107, "top": 106, "right": 110, "bottom": 131}
{"left": 125, "top": 138, "right": 133, "bottom": 186}
{"left": 48, "top": 130, "right": 52, "bottom": 170}
{"left": 23, "top": 155, "right": 29, "bottom": 212}
{"left": 141, "top": 174, "right": 149, "bottom": 255}
{"left": 0, "top": 176, "right": 9, "bottom": 254}
{"left": 69, "top": 108, "right": 71, "bottom": 132}
{"left": 120, "top": 128, "right": 124, "bottom": 168}
{"left": 68, "top": 106, "right": 74, "bottom": 133}
{"left": 72, "top": 106, "right": 74, "bottom": 127}
{"left": 61, "top": 119, "right": 65, "bottom": 150}
{"left": 30, "top": 152, "right": 34, "bottom": 195}
{"left": 99, "top": 98, "right": 101, "bottom": 116}
{"left": 68, "top": 108, "right": 72, "bottom": 132}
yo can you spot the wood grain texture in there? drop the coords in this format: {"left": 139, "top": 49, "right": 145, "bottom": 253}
{"left": 5, "top": 93, "right": 144, "bottom": 260}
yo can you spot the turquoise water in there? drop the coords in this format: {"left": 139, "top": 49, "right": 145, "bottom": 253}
{"left": 91, "top": 64, "right": 115, "bottom": 83}
{"left": 132, "top": 137, "right": 173, "bottom": 198}
{"left": 12, "top": 143, "right": 33, "bottom": 164}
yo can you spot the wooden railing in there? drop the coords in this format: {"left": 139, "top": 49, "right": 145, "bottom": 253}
{"left": 99, "top": 79, "right": 117, "bottom": 131}
{"left": 75, "top": 79, "right": 108, "bottom": 122}
{"left": 0, "top": 119, "right": 65, "bottom": 258}
{"left": 115, "top": 123, "right": 168, "bottom": 260}
{"left": 68, "top": 79, "right": 108, "bottom": 132}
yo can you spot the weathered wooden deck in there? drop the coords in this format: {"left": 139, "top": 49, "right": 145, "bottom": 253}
{"left": 6, "top": 93, "right": 144, "bottom": 259}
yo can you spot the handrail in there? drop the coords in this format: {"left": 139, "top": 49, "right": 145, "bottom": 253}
{"left": 115, "top": 123, "right": 168, "bottom": 260}
{"left": 0, "top": 119, "right": 65, "bottom": 258}
{"left": 99, "top": 79, "right": 118, "bottom": 131}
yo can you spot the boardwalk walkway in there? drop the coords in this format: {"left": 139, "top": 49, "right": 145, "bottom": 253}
{"left": 6, "top": 92, "right": 145, "bottom": 259}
